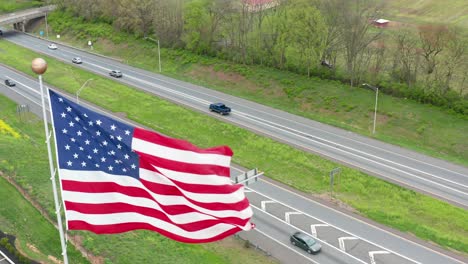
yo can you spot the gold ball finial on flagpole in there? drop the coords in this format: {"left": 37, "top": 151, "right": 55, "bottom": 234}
{"left": 32, "top": 58, "right": 48, "bottom": 74}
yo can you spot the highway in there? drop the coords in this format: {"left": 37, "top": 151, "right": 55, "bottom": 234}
{"left": 2, "top": 30, "right": 467, "bottom": 208}
{"left": 1, "top": 64, "right": 466, "bottom": 264}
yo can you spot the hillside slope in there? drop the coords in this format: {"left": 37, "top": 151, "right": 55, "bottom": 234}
{"left": 383, "top": 0, "right": 468, "bottom": 27}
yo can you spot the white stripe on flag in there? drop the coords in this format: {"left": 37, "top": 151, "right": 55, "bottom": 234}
{"left": 132, "top": 137, "right": 231, "bottom": 167}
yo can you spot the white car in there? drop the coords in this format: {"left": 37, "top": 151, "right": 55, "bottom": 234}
{"left": 72, "top": 57, "right": 82, "bottom": 64}
{"left": 48, "top": 43, "right": 58, "bottom": 50}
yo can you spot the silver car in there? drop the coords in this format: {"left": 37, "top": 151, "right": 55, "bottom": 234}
{"left": 72, "top": 57, "right": 82, "bottom": 64}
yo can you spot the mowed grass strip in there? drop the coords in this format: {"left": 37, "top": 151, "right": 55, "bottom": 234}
{"left": 0, "top": 41, "right": 467, "bottom": 254}
{"left": 0, "top": 95, "right": 278, "bottom": 264}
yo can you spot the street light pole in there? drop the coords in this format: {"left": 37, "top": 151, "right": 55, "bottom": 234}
{"left": 373, "top": 86, "right": 379, "bottom": 135}
{"left": 45, "top": 12, "right": 49, "bottom": 39}
{"left": 362, "top": 83, "right": 379, "bottom": 134}
{"left": 144, "top": 37, "right": 161, "bottom": 72}
{"left": 76, "top": 78, "right": 94, "bottom": 104}
{"left": 158, "top": 39, "right": 161, "bottom": 72}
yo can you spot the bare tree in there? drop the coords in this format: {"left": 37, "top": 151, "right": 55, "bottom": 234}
{"left": 439, "top": 27, "right": 467, "bottom": 93}
{"left": 317, "top": 0, "right": 344, "bottom": 68}
{"left": 418, "top": 24, "right": 449, "bottom": 75}
{"left": 391, "top": 28, "right": 420, "bottom": 87}
{"left": 335, "top": 0, "right": 382, "bottom": 86}
{"left": 152, "top": 0, "right": 184, "bottom": 47}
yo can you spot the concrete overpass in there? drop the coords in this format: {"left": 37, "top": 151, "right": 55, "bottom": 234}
{"left": 0, "top": 5, "right": 56, "bottom": 32}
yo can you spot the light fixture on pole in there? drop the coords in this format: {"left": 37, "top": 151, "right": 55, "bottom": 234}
{"left": 31, "top": 58, "right": 69, "bottom": 264}
{"left": 76, "top": 78, "right": 94, "bottom": 105}
{"left": 144, "top": 37, "right": 162, "bottom": 72}
{"left": 362, "top": 83, "right": 379, "bottom": 135}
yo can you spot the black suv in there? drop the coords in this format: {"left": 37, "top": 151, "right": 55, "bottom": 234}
{"left": 4, "top": 79, "right": 15, "bottom": 87}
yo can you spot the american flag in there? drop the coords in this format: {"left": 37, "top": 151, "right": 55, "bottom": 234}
{"left": 48, "top": 89, "right": 253, "bottom": 243}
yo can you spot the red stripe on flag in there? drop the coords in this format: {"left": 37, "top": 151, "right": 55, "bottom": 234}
{"left": 137, "top": 151, "right": 230, "bottom": 176}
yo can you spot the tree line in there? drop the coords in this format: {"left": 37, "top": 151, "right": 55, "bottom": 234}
{"left": 52, "top": 0, "right": 467, "bottom": 114}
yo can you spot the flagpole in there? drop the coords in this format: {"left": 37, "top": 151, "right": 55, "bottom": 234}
{"left": 32, "top": 58, "right": 69, "bottom": 264}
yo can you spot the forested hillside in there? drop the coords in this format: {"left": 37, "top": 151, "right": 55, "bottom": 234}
{"left": 51, "top": 0, "right": 467, "bottom": 115}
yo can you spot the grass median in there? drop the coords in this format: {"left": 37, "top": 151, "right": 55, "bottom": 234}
{"left": 0, "top": 39, "right": 467, "bottom": 256}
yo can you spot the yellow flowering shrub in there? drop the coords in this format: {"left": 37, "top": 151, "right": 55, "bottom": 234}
{"left": 0, "top": 119, "right": 21, "bottom": 138}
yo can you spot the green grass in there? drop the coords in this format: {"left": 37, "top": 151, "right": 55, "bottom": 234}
{"left": 0, "top": 0, "right": 43, "bottom": 14}
{"left": 0, "top": 40, "right": 467, "bottom": 256}
{"left": 0, "top": 101, "right": 88, "bottom": 263}
{"left": 383, "top": 0, "right": 468, "bottom": 28}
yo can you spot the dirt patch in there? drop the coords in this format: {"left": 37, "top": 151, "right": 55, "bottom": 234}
{"left": 27, "top": 243, "right": 40, "bottom": 254}
{"left": 377, "top": 112, "right": 390, "bottom": 124}
{"left": 47, "top": 255, "right": 61, "bottom": 264}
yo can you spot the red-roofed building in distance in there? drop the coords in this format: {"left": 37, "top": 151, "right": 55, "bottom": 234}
{"left": 244, "top": 0, "right": 280, "bottom": 12}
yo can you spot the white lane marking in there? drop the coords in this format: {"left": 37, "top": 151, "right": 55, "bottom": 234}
{"left": 0, "top": 250, "right": 14, "bottom": 264}
{"left": 247, "top": 185, "right": 421, "bottom": 264}
{"left": 261, "top": 200, "right": 276, "bottom": 211}
{"left": 311, "top": 224, "right": 329, "bottom": 238}
{"left": 251, "top": 205, "right": 368, "bottom": 264}
{"left": 285, "top": 212, "right": 302, "bottom": 223}
{"left": 339, "top": 237, "right": 359, "bottom": 251}
{"left": 4, "top": 75, "right": 42, "bottom": 105}
{"left": 9, "top": 33, "right": 468, "bottom": 181}
{"left": 237, "top": 112, "right": 468, "bottom": 192}
{"left": 237, "top": 113, "right": 468, "bottom": 203}
{"left": 369, "top": 251, "right": 390, "bottom": 264}
{"left": 230, "top": 121, "right": 464, "bottom": 207}
{"left": 259, "top": 179, "right": 464, "bottom": 264}
{"left": 252, "top": 226, "right": 322, "bottom": 264}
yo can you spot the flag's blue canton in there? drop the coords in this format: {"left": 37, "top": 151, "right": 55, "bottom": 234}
{"left": 49, "top": 90, "right": 139, "bottom": 178}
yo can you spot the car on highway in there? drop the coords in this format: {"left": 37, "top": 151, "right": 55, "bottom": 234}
{"left": 290, "top": 231, "right": 321, "bottom": 254}
{"left": 72, "top": 57, "right": 82, "bottom": 64}
{"left": 209, "top": 103, "right": 231, "bottom": 115}
{"left": 48, "top": 43, "right": 58, "bottom": 50}
{"left": 109, "top": 70, "right": 123, "bottom": 78}
{"left": 4, "top": 79, "right": 15, "bottom": 87}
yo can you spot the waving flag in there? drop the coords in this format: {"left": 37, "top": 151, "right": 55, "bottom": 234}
{"left": 48, "top": 89, "right": 253, "bottom": 243}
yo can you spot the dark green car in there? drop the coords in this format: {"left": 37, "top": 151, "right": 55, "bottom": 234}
{"left": 290, "top": 231, "right": 322, "bottom": 254}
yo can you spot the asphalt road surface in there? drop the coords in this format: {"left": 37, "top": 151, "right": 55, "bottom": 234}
{"left": 1, "top": 64, "right": 466, "bottom": 264}
{"left": 2, "top": 30, "right": 467, "bottom": 208}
